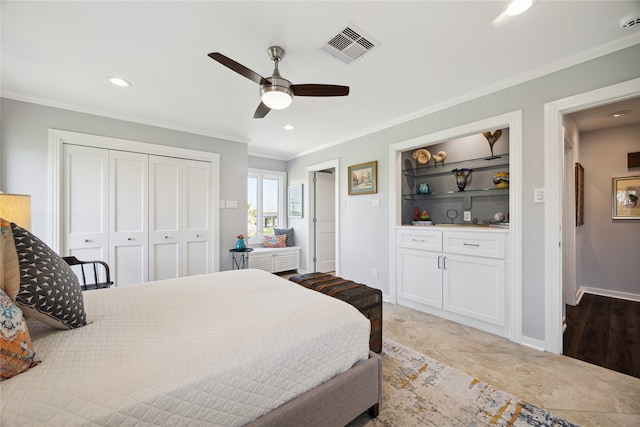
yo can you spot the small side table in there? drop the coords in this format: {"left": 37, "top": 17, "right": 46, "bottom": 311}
{"left": 229, "top": 248, "right": 253, "bottom": 270}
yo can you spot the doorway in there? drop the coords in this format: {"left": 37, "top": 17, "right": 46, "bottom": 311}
{"left": 544, "top": 77, "right": 640, "bottom": 354}
{"left": 306, "top": 159, "right": 340, "bottom": 275}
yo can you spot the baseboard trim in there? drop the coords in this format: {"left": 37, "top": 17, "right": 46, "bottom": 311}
{"left": 578, "top": 286, "right": 640, "bottom": 303}
{"left": 520, "top": 336, "right": 546, "bottom": 351}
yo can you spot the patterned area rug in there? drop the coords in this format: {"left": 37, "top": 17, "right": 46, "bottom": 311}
{"left": 350, "top": 339, "right": 578, "bottom": 426}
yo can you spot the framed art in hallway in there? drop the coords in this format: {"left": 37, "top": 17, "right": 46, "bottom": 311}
{"left": 575, "top": 163, "right": 584, "bottom": 226}
{"left": 348, "top": 161, "right": 377, "bottom": 195}
{"left": 612, "top": 175, "right": 640, "bottom": 219}
{"left": 288, "top": 184, "right": 303, "bottom": 218}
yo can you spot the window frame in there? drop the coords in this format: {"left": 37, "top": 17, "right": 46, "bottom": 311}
{"left": 247, "top": 168, "right": 287, "bottom": 245}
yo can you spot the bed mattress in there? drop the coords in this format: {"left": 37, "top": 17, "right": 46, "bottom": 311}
{"left": 1, "top": 269, "right": 370, "bottom": 426}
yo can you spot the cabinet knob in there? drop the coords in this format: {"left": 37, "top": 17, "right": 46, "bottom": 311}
{"left": 84, "top": 239, "right": 91, "bottom": 243}
{"left": 127, "top": 237, "right": 134, "bottom": 241}
{"left": 164, "top": 235, "right": 169, "bottom": 239}
{"left": 195, "top": 234, "right": 200, "bottom": 238}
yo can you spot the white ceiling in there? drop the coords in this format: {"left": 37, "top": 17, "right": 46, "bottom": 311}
{"left": 2, "top": 1, "right": 640, "bottom": 160}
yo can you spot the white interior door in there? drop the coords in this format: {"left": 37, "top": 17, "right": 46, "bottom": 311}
{"left": 63, "top": 145, "right": 108, "bottom": 266}
{"left": 110, "top": 150, "right": 148, "bottom": 286}
{"left": 315, "top": 171, "right": 335, "bottom": 273}
{"left": 149, "top": 155, "right": 181, "bottom": 281}
{"left": 182, "top": 159, "right": 211, "bottom": 276}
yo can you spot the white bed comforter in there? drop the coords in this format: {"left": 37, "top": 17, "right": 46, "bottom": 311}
{"left": 1, "top": 269, "right": 370, "bottom": 426}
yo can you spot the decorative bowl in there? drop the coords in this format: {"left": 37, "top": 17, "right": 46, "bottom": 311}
{"left": 493, "top": 172, "right": 509, "bottom": 189}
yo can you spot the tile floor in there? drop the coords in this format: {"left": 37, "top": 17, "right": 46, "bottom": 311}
{"left": 383, "top": 302, "right": 640, "bottom": 427}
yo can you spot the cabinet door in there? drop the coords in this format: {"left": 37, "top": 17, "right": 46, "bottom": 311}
{"left": 149, "top": 156, "right": 181, "bottom": 281}
{"left": 182, "top": 159, "right": 211, "bottom": 276}
{"left": 397, "top": 247, "right": 442, "bottom": 308}
{"left": 63, "top": 145, "right": 109, "bottom": 277}
{"left": 110, "top": 151, "right": 148, "bottom": 287}
{"left": 274, "top": 250, "right": 300, "bottom": 272}
{"left": 248, "top": 253, "right": 274, "bottom": 272}
{"left": 442, "top": 254, "right": 505, "bottom": 326}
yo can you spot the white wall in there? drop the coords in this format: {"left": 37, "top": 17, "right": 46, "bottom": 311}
{"left": 0, "top": 98, "right": 249, "bottom": 271}
{"left": 248, "top": 155, "right": 287, "bottom": 172}
{"left": 287, "top": 43, "right": 640, "bottom": 343}
{"left": 577, "top": 122, "right": 640, "bottom": 297}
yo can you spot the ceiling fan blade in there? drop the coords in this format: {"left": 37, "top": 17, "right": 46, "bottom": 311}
{"left": 208, "top": 52, "right": 268, "bottom": 85}
{"left": 291, "top": 84, "right": 349, "bottom": 97}
{"left": 253, "top": 102, "right": 271, "bottom": 119}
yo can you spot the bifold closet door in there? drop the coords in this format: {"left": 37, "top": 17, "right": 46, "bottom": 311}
{"left": 109, "top": 150, "right": 149, "bottom": 287}
{"left": 149, "top": 156, "right": 181, "bottom": 280}
{"left": 182, "top": 159, "right": 211, "bottom": 276}
{"left": 63, "top": 145, "right": 109, "bottom": 270}
{"left": 149, "top": 156, "right": 211, "bottom": 280}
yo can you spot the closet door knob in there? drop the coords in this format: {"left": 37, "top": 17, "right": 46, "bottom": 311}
{"left": 127, "top": 237, "right": 133, "bottom": 241}
{"left": 84, "top": 239, "right": 91, "bottom": 243}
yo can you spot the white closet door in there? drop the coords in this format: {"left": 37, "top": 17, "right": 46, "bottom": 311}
{"left": 315, "top": 171, "right": 336, "bottom": 273}
{"left": 110, "top": 151, "right": 148, "bottom": 287}
{"left": 63, "top": 145, "right": 109, "bottom": 265}
{"left": 182, "top": 159, "right": 211, "bottom": 276}
{"left": 149, "top": 155, "right": 181, "bottom": 281}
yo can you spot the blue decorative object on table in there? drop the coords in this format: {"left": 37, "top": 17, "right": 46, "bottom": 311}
{"left": 235, "top": 234, "right": 246, "bottom": 250}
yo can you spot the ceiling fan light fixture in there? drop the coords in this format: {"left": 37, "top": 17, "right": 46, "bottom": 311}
{"left": 260, "top": 86, "right": 293, "bottom": 110}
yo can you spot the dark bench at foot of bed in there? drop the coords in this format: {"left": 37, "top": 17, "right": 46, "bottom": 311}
{"left": 289, "top": 272, "right": 382, "bottom": 353}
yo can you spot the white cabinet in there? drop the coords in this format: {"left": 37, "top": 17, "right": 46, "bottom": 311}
{"left": 249, "top": 247, "right": 300, "bottom": 273}
{"left": 396, "top": 227, "right": 509, "bottom": 337}
{"left": 396, "top": 229, "right": 442, "bottom": 308}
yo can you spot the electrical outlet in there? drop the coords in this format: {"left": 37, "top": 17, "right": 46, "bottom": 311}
{"left": 372, "top": 198, "right": 380, "bottom": 208}
{"left": 372, "top": 268, "right": 378, "bottom": 278}
{"left": 464, "top": 210, "right": 471, "bottom": 221}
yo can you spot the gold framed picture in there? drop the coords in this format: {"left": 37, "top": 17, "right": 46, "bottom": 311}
{"left": 348, "top": 161, "right": 377, "bottom": 195}
{"left": 612, "top": 176, "right": 640, "bottom": 219}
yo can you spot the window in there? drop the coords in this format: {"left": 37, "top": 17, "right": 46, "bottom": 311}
{"left": 247, "top": 169, "right": 286, "bottom": 244}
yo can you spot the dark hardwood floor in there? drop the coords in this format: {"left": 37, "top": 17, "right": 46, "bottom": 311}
{"left": 564, "top": 293, "right": 640, "bottom": 378}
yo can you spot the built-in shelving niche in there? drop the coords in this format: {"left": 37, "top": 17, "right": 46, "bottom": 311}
{"left": 401, "top": 130, "right": 510, "bottom": 225}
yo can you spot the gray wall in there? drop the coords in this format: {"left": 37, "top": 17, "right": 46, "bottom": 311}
{"left": 287, "top": 44, "right": 640, "bottom": 342}
{"left": 248, "top": 155, "right": 287, "bottom": 172}
{"left": 578, "top": 122, "right": 640, "bottom": 295}
{"left": 0, "top": 98, "right": 248, "bottom": 270}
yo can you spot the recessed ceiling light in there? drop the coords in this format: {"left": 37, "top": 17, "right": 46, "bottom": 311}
{"left": 107, "top": 76, "right": 132, "bottom": 87}
{"left": 283, "top": 124, "right": 295, "bottom": 131}
{"left": 505, "top": 0, "right": 533, "bottom": 16}
{"left": 608, "top": 110, "right": 631, "bottom": 118}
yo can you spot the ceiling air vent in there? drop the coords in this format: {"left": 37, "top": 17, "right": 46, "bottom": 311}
{"left": 321, "top": 26, "right": 378, "bottom": 64}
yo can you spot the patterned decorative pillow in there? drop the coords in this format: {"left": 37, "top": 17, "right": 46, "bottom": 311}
{"left": 274, "top": 228, "right": 295, "bottom": 247}
{"left": 263, "top": 234, "right": 286, "bottom": 248}
{"left": 10, "top": 223, "right": 88, "bottom": 329}
{"left": 0, "top": 289, "right": 40, "bottom": 380}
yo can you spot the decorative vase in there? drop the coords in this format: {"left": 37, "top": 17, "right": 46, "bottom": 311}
{"left": 452, "top": 168, "right": 472, "bottom": 191}
{"left": 493, "top": 172, "right": 509, "bottom": 189}
{"left": 235, "top": 238, "right": 246, "bottom": 250}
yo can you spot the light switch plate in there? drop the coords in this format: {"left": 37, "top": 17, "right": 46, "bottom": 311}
{"left": 372, "top": 199, "right": 380, "bottom": 208}
{"left": 226, "top": 200, "right": 238, "bottom": 209}
{"left": 534, "top": 188, "right": 545, "bottom": 203}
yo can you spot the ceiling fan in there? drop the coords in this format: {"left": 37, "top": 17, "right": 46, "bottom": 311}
{"left": 208, "top": 46, "right": 349, "bottom": 119}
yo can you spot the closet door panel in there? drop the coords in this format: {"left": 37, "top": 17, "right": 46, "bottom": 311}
{"left": 182, "top": 160, "right": 211, "bottom": 275}
{"left": 110, "top": 151, "right": 148, "bottom": 286}
{"left": 149, "top": 156, "right": 181, "bottom": 280}
{"left": 63, "top": 145, "right": 108, "bottom": 260}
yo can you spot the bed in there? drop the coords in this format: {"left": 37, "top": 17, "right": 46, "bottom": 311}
{"left": 1, "top": 268, "right": 381, "bottom": 426}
